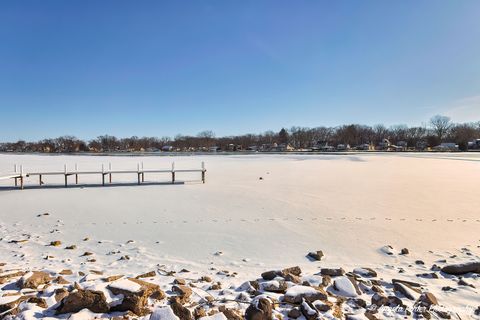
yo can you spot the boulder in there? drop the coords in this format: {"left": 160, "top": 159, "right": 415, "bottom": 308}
{"left": 287, "top": 308, "right": 302, "bottom": 319}
{"left": 172, "top": 284, "right": 193, "bottom": 303}
{"left": 393, "top": 282, "right": 421, "bottom": 300}
{"left": 54, "top": 288, "right": 69, "bottom": 302}
{"left": 26, "top": 297, "right": 47, "bottom": 308}
{"left": 417, "top": 292, "right": 438, "bottom": 307}
{"left": 392, "top": 279, "right": 422, "bottom": 287}
{"left": 284, "top": 273, "right": 301, "bottom": 284}
{"left": 307, "top": 251, "right": 324, "bottom": 261}
{"left": 136, "top": 271, "right": 156, "bottom": 278}
{"left": 283, "top": 266, "right": 302, "bottom": 276}
{"left": 441, "top": 262, "right": 480, "bottom": 275}
{"left": 333, "top": 276, "right": 360, "bottom": 297}
{"left": 109, "top": 278, "right": 166, "bottom": 316}
{"left": 59, "top": 269, "right": 73, "bottom": 275}
{"left": 17, "top": 271, "right": 52, "bottom": 289}
{"left": 371, "top": 293, "right": 388, "bottom": 307}
{"left": 300, "top": 298, "right": 319, "bottom": 320}
{"left": 0, "top": 295, "right": 24, "bottom": 316}
{"left": 193, "top": 306, "right": 207, "bottom": 319}
{"left": 56, "top": 289, "right": 109, "bottom": 314}
{"left": 150, "top": 306, "right": 180, "bottom": 320}
{"left": 320, "top": 268, "right": 345, "bottom": 277}
{"left": 245, "top": 298, "right": 272, "bottom": 320}
{"left": 380, "top": 245, "right": 395, "bottom": 255}
{"left": 260, "top": 280, "right": 287, "bottom": 293}
{"left": 219, "top": 307, "right": 243, "bottom": 320}
{"left": 170, "top": 300, "right": 193, "bottom": 320}
{"left": 260, "top": 270, "right": 279, "bottom": 280}
{"left": 283, "top": 285, "right": 328, "bottom": 304}
{"left": 353, "top": 268, "right": 377, "bottom": 278}
{"left": 0, "top": 271, "right": 26, "bottom": 284}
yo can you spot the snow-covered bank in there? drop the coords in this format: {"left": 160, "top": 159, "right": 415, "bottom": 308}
{"left": 0, "top": 153, "right": 479, "bottom": 318}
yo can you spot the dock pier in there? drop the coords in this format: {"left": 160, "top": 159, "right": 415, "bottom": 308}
{"left": 0, "top": 162, "right": 206, "bottom": 190}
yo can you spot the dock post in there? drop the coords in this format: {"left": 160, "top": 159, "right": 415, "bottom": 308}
{"left": 64, "top": 164, "right": 68, "bottom": 187}
{"left": 20, "top": 165, "right": 24, "bottom": 190}
{"left": 171, "top": 162, "right": 175, "bottom": 184}
{"left": 201, "top": 162, "right": 205, "bottom": 184}
{"left": 75, "top": 164, "right": 78, "bottom": 184}
{"left": 141, "top": 162, "right": 145, "bottom": 182}
{"left": 137, "top": 163, "right": 141, "bottom": 185}
{"left": 109, "top": 163, "right": 112, "bottom": 184}
{"left": 102, "top": 164, "right": 105, "bottom": 186}
{"left": 39, "top": 174, "right": 42, "bottom": 186}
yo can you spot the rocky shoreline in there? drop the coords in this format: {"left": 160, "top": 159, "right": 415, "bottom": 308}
{"left": 1, "top": 248, "right": 479, "bottom": 320}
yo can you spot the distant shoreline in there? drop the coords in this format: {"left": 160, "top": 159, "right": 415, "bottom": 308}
{"left": 1, "top": 150, "right": 480, "bottom": 157}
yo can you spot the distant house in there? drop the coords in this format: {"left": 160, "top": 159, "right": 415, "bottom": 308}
{"left": 433, "top": 143, "right": 459, "bottom": 151}
{"left": 377, "top": 139, "right": 391, "bottom": 150}
{"left": 161, "top": 145, "right": 173, "bottom": 152}
{"left": 209, "top": 146, "right": 220, "bottom": 152}
{"left": 468, "top": 139, "right": 480, "bottom": 149}
{"left": 355, "top": 143, "right": 373, "bottom": 151}
{"left": 246, "top": 145, "right": 258, "bottom": 151}
{"left": 416, "top": 140, "right": 428, "bottom": 150}
{"left": 393, "top": 141, "right": 408, "bottom": 151}
{"left": 227, "top": 144, "right": 242, "bottom": 151}
{"left": 312, "top": 141, "right": 335, "bottom": 151}
{"left": 336, "top": 144, "right": 350, "bottom": 151}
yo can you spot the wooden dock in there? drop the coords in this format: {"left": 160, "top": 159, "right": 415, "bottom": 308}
{"left": 0, "top": 162, "right": 206, "bottom": 190}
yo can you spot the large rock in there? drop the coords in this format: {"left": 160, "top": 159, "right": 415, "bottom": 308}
{"left": 333, "top": 276, "right": 360, "bottom": 297}
{"left": 283, "top": 285, "right": 327, "bottom": 304}
{"left": 417, "top": 292, "right": 438, "bottom": 307}
{"left": 54, "top": 288, "right": 69, "bottom": 302}
{"left": 283, "top": 266, "right": 302, "bottom": 276}
{"left": 261, "top": 266, "right": 301, "bottom": 281}
{"left": 150, "top": 306, "right": 180, "bottom": 320}
{"left": 260, "top": 280, "right": 287, "bottom": 293}
{"left": 219, "top": 306, "right": 243, "bottom": 320}
{"left": 393, "top": 282, "right": 421, "bottom": 300}
{"left": 307, "top": 251, "right": 324, "bottom": 261}
{"left": 17, "top": 271, "right": 51, "bottom": 289}
{"left": 0, "top": 271, "right": 25, "bottom": 285}
{"left": 170, "top": 300, "right": 193, "bottom": 320}
{"left": 0, "top": 295, "right": 24, "bottom": 317}
{"left": 109, "top": 278, "right": 165, "bottom": 316}
{"left": 300, "top": 298, "right": 319, "bottom": 320}
{"left": 245, "top": 298, "right": 272, "bottom": 320}
{"left": 353, "top": 268, "right": 377, "bottom": 278}
{"left": 441, "top": 262, "right": 480, "bottom": 275}
{"left": 371, "top": 293, "right": 388, "bottom": 307}
{"left": 172, "top": 284, "right": 193, "bottom": 304}
{"left": 320, "top": 268, "right": 345, "bottom": 277}
{"left": 56, "top": 289, "right": 109, "bottom": 314}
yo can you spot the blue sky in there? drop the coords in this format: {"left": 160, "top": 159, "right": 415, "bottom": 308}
{"left": 1, "top": 1, "right": 479, "bottom": 141}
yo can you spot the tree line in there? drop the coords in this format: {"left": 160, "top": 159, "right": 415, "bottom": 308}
{"left": 1, "top": 115, "right": 479, "bottom": 153}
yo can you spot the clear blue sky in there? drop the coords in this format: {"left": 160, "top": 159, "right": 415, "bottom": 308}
{"left": 1, "top": 1, "right": 479, "bottom": 141}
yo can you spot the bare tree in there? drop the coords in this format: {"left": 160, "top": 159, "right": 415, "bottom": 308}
{"left": 430, "top": 115, "right": 452, "bottom": 142}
